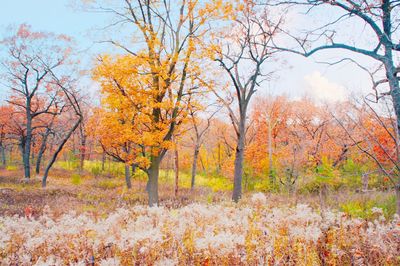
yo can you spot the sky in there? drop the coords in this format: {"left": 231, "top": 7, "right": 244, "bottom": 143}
{"left": 0, "top": 0, "right": 376, "bottom": 104}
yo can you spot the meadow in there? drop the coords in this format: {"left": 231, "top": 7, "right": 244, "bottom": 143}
{"left": 1, "top": 161, "right": 399, "bottom": 265}
{"left": 1, "top": 0, "right": 400, "bottom": 264}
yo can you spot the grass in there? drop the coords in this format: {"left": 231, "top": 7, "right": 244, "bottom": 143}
{"left": 0, "top": 162, "right": 398, "bottom": 221}
{"left": 159, "top": 169, "right": 233, "bottom": 192}
{"left": 340, "top": 194, "right": 396, "bottom": 219}
{"left": 56, "top": 160, "right": 233, "bottom": 192}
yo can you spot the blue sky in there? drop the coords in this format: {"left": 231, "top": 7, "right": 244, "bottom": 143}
{"left": 0, "top": 0, "right": 374, "bottom": 104}
{"left": 0, "top": 1, "right": 102, "bottom": 44}
{"left": 0, "top": 0, "right": 112, "bottom": 100}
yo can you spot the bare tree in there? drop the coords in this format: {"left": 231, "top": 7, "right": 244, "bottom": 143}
{"left": 188, "top": 107, "right": 217, "bottom": 190}
{"left": 212, "top": 2, "right": 283, "bottom": 202}
{"left": 333, "top": 98, "right": 400, "bottom": 213}
{"left": 41, "top": 74, "right": 83, "bottom": 187}
{"left": 268, "top": 0, "right": 400, "bottom": 207}
{"left": 1, "top": 25, "right": 74, "bottom": 180}
{"left": 35, "top": 114, "right": 57, "bottom": 175}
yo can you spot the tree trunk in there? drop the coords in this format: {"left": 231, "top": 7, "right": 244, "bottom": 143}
{"left": 35, "top": 145, "right": 45, "bottom": 175}
{"left": 191, "top": 146, "right": 200, "bottom": 190}
{"left": 131, "top": 164, "right": 136, "bottom": 177}
{"left": 31, "top": 145, "right": 35, "bottom": 161}
{"left": 42, "top": 118, "right": 82, "bottom": 187}
{"left": 362, "top": 173, "right": 369, "bottom": 192}
{"left": 36, "top": 128, "right": 51, "bottom": 175}
{"left": 384, "top": 41, "right": 400, "bottom": 214}
{"left": 125, "top": 164, "right": 132, "bottom": 189}
{"left": 232, "top": 118, "right": 246, "bottom": 203}
{"left": 268, "top": 118, "right": 274, "bottom": 185}
{"left": 200, "top": 154, "right": 206, "bottom": 172}
{"left": 9, "top": 147, "right": 13, "bottom": 165}
{"left": 79, "top": 133, "right": 86, "bottom": 172}
{"left": 174, "top": 147, "right": 179, "bottom": 197}
{"left": 101, "top": 152, "right": 106, "bottom": 171}
{"left": 217, "top": 142, "right": 221, "bottom": 174}
{"left": 24, "top": 104, "right": 32, "bottom": 180}
{"left": 0, "top": 145, "right": 6, "bottom": 168}
{"left": 147, "top": 156, "right": 160, "bottom": 207}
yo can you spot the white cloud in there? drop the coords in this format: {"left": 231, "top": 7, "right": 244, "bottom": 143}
{"left": 304, "top": 71, "right": 347, "bottom": 102}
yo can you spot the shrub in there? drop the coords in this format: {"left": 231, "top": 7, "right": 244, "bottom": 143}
{"left": 71, "top": 174, "right": 82, "bottom": 185}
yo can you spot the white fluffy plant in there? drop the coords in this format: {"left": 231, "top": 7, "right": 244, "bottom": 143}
{"left": 1, "top": 202, "right": 399, "bottom": 265}
{"left": 251, "top": 192, "right": 267, "bottom": 207}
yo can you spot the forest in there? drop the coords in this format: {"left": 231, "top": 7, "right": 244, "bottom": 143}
{"left": 0, "top": 0, "right": 400, "bottom": 265}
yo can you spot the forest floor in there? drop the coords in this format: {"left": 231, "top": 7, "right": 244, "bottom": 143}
{"left": 0, "top": 167, "right": 395, "bottom": 219}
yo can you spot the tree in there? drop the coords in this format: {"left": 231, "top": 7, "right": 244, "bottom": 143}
{"left": 188, "top": 106, "right": 217, "bottom": 190}
{"left": 35, "top": 112, "right": 57, "bottom": 175}
{"left": 334, "top": 98, "right": 400, "bottom": 213}
{"left": 41, "top": 76, "right": 83, "bottom": 187}
{"left": 0, "top": 105, "right": 14, "bottom": 168}
{"left": 1, "top": 24, "right": 75, "bottom": 180}
{"left": 91, "top": 0, "right": 222, "bottom": 206}
{"left": 91, "top": 106, "right": 139, "bottom": 189}
{"left": 246, "top": 95, "right": 291, "bottom": 184}
{"left": 269, "top": 0, "right": 400, "bottom": 209}
{"left": 210, "top": 1, "right": 284, "bottom": 202}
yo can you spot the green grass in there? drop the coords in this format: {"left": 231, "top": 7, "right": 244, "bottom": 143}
{"left": 340, "top": 194, "right": 396, "bottom": 220}
{"left": 159, "top": 169, "right": 232, "bottom": 192}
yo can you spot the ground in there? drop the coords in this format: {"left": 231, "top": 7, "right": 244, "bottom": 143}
{"left": 0, "top": 166, "right": 396, "bottom": 219}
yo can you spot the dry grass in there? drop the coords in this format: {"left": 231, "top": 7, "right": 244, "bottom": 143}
{"left": 0, "top": 168, "right": 229, "bottom": 218}
{"left": 0, "top": 167, "right": 396, "bottom": 219}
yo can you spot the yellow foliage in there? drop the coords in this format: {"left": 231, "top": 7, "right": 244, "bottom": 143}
{"left": 91, "top": 0, "right": 218, "bottom": 173}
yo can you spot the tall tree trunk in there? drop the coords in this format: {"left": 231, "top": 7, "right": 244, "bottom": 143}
{"left": 42, "top": 118, "right": 82, "bottom": 187}
{"left": 0, "top": 144, "right": 6, "bottom": 168}
{"left": 36, "top": 128, "right": 51, "bottom": 175}
{"left": 174, "top": 146, "right": 179, "bottom": 197}
{"left": 384, "top": 50, "right": 400, "bottom": 215}
{"left": 79, "top": 132, "right": 86, "bottom": 172}
{"left": 146, "top": 156, "right": 160, "bottom": 207}
{"left": 35, "top": 145, "right": 45, "bottom": 175}
{"left": 191, "top": 145, "right": 200, "bottom": 190}
{"left": 232, "top": 118, "right": 246, "bottom": 203}
{"left": 24, "top": 105, "right": 32, "bottom": 180}
{"left": 125, "top": 164, "right": 132, "bottom": 189}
